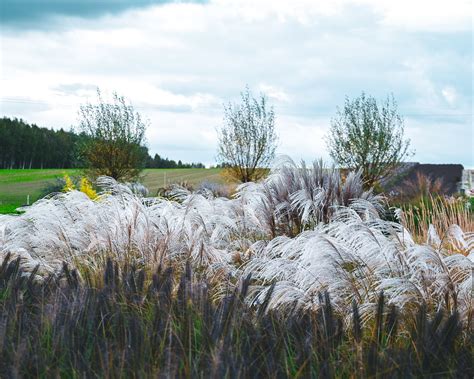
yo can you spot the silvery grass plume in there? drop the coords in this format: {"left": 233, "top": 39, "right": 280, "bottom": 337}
{"left": 244, "top": 201, "right": 473, "bottom": 324}
{"left": 0, "top": 161, "right": 472, "bottom": 324}
{"left": 237, "top": 156, "right": 384, "bottom": 238}
{"left": 125, "top": 181, "right": 150, "bottom": 197}
{"left": 0, "top": 158, "right": 380, "bottom": 273}
{"left": 0, "top": 177, "right": 238, "bottom": 283}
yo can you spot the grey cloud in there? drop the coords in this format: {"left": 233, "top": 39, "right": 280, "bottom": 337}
{"left": 0, "top": 0, "right": 207, "bottom": 28}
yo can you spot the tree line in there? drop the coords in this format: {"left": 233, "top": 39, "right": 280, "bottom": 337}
{"left": 147, "top": 154, "right": 204, "bottom": 169}
{"left": 0, "top": 117, "right": 203, "bottom": 170}
{"left": 0, "top": 117, "right": 83, "bottom": 169}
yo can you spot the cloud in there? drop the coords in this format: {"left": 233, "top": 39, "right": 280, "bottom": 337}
{"left": 1, "top": 0, "right": 472, "bottom": 167}
{"left": 258, "top": 84, "right": 290, "bottom": 103}
{"left": 362, "top": 0, "right": 472, "bottom": 32}
{"left": 0, "top": 0, "right": 207, "bottom": 28}
{"left": 441, "top": 87, "right": 457, "bottom": 106}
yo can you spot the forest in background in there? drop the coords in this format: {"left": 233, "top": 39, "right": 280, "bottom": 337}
{"left": 0, "top": 117, "right": 204, "bottom": 169}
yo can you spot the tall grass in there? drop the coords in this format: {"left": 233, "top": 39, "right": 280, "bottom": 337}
{"left": 0, "top": 254, "right": 472, "bottom": 378}
{"left": 0, "top": 159, "right": 473, "bottom": 354}
{"left": 398, "top": 195, "right": 473, "bottom": 252}
{"left": 238, "top": 157, "right": 383, "bottom": 237}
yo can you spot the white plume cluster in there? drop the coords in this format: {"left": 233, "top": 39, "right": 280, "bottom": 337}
{"left": 1, "top": 159, "right": 472, "bottom": 322}
{"left": 245, "top": 203, "right": 473, "bottom": 323}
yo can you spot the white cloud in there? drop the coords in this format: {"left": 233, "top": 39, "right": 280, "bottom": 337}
{"left": 277, "top": 115, "right": 331, "bottom": 161}
{"left": 258, "top": 84, "right": 290, "bottom": 102}
{"left": 441, "top": 86, "right": 457, "bottom": 105}
{"left": 361, "top": 0, "right": 472, "bottom": 32}
{"left": 0, "top": 0, "right": 471, "bottom": 166}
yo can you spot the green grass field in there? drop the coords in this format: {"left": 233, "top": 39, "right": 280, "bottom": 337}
{"left": 0, "top": 168, "right": 224, "bottom": 214}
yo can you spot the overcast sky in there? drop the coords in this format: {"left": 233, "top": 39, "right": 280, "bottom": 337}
{"left": 1, "top": 0, "right": 472, "bottom": 167}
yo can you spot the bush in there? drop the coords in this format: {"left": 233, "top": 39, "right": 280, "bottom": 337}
{"left": 239, "top": 157, "right": 383, "bottom": 237}
{"left": 39, "top": 176, "right": 69, "bottom": 198}
{"left": 78, "top": 89, "right": 148, "bottom": 182}
{"left": 326, "top": 92, "right": 412, "bottom": 188}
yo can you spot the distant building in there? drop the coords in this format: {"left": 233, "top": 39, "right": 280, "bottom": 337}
{"left": 383, "top": 162, "right": 464, "bottom": 196}
{"left": 461, "top": 169, "right": 474, "bottom": 196}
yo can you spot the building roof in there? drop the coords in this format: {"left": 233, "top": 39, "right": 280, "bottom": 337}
{"left": 384, "top": 163, "right": 464, "bottom": 196}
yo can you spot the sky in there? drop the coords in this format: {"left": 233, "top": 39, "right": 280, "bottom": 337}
{"left": 1, "top": 0, "right": 472, "bottom": 167}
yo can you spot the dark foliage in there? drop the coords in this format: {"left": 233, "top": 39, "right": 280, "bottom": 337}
{"left": 0, "top": 117, "right": 86, "bottom": 169}
{"left": 0, "top": 117, "right": 204, "bottom": 171}
{"left": 147, "top": 153, "right": 205, "bottom": 169}
{"left": 38, "top": 176, "right": 71, "bottom": 199}
{"left": 0, "top": 254, "right": 472, "bottom": 378}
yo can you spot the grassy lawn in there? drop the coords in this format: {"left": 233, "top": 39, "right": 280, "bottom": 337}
{"left": 0, "top": 168, "right": 224, "bottom": 213}
{"left": 0, "top": 169, "right": 80, "bottom": 212}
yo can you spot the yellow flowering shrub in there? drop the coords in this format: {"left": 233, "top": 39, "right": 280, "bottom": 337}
{"left": 63, "top": 174, "right": 98, "bottom": 200}
{"left": 63, "top": 174, "right": 75, "bottom": 192}
{"left": 79, "top": 177, "right": 98, "bottom": 200}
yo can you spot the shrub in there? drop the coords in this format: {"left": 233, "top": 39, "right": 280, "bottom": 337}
{"left": 78, "top": 89, "right": 148, "bottom": 182}
{"left": 39, "top": 176, "right": 69, "bottom": 198}
{"left": 62, "top": 174, "right": 98, "bottom": 200}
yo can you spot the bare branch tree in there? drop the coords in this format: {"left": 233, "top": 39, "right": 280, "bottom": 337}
{"left": 217, "top": 87, "right": 278, "bottom": 182}
{"left": 326, "top": 92, "right": 412, "bottom": 188}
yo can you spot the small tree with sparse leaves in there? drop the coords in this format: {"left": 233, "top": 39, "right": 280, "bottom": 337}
{"left": 326, "top": 92, "right": 412, "bottom": 188}
{"left": 217, "top": 87, "right": 277, "bottom": 183}
{"left": 78, "top": 89, "right": 148, "bottom": 182}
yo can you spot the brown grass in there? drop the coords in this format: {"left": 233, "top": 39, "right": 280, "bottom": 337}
{"left": 399, "top": 195, "right": 473, "bottom": 251}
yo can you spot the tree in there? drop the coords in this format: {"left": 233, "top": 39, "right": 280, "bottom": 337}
{"left": 326, "top": 92, "right": 412, "bottom": 188}
{"left": 217, "top": 87, "right": 277, "bottom": 182}
{"left": 78, "top": 89, "right": 148, "bottom": 181}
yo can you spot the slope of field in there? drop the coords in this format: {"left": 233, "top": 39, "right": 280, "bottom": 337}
{"left": 0, "top": 168, "right": 224, "bottom": 213}
{"left": 141, "top": 168, "right": 224, "bottom": 195}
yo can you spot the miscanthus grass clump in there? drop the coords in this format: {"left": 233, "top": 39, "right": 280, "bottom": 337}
{"left": 0, "top": 158, "right": 472, "bottom": 376}
{"left": 0, "top": 255, "right": 472, "bottom": 378}
{"left": 1, "top": 159, "right": 472, "bottom": 322}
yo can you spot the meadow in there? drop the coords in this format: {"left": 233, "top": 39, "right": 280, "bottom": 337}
{"left": 0, "top": 168, "right": 223, "bottom": 213}
{"left": 0, "top": 159, "right": 472, "bottom": 377}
